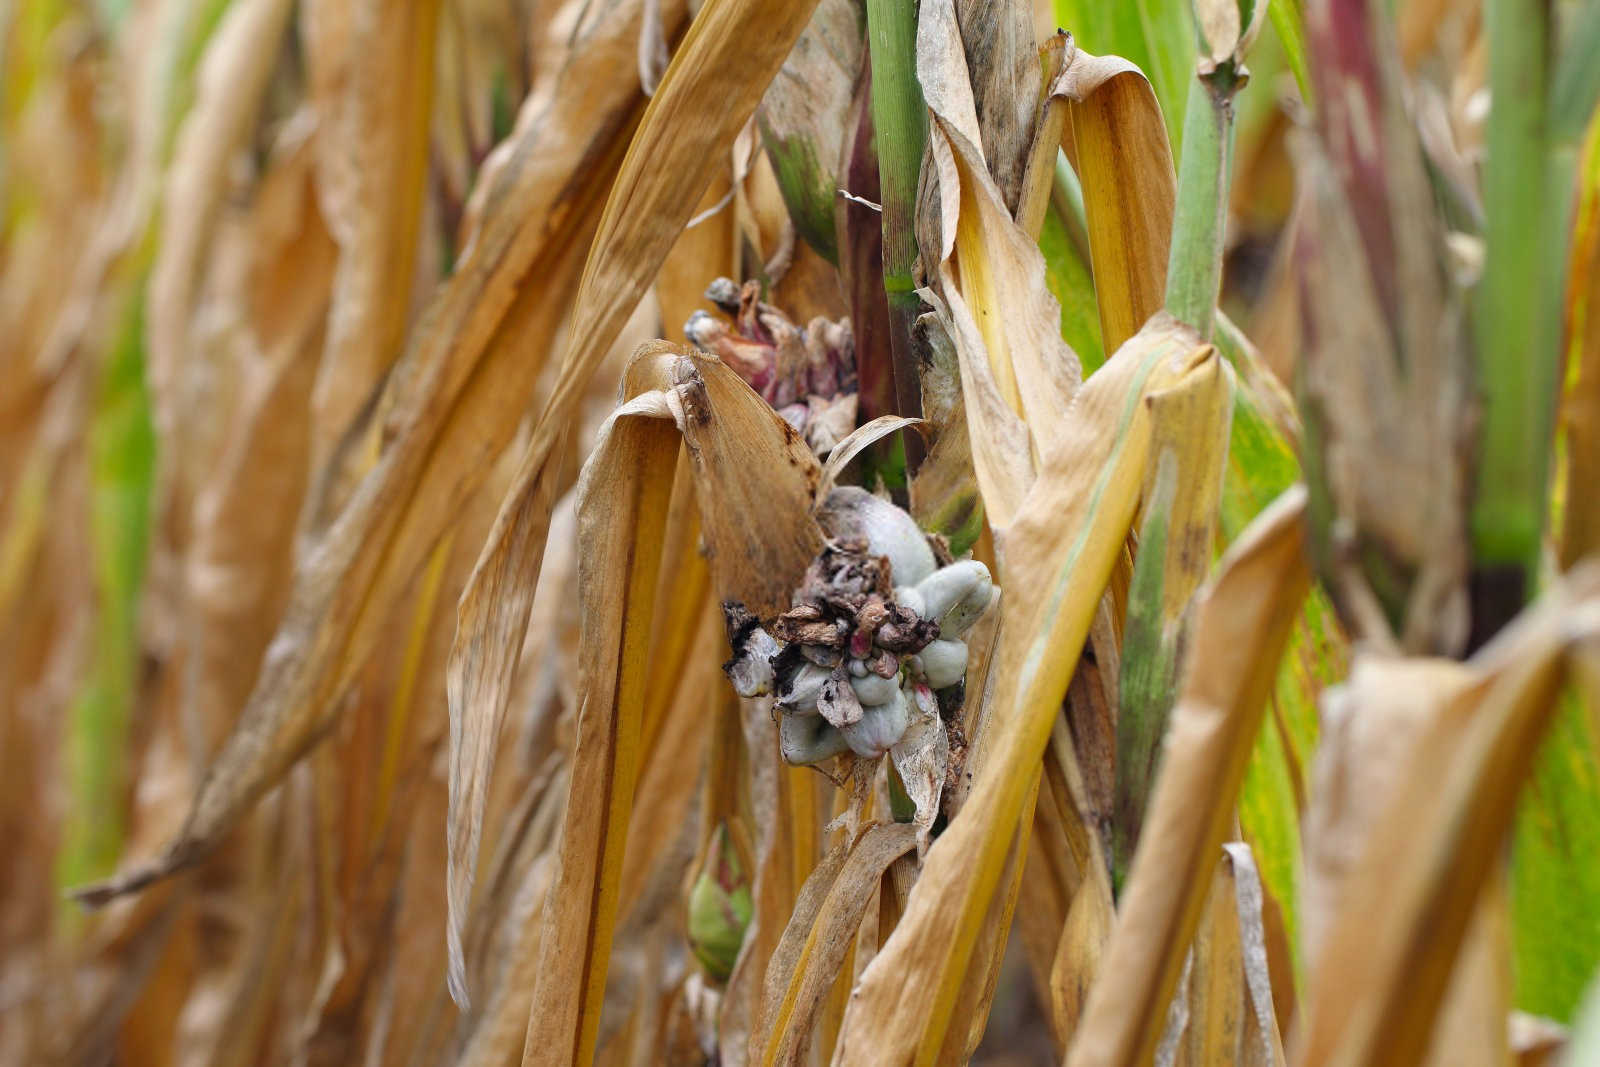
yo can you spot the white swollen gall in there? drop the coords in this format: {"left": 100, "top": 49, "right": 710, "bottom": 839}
{"left": 916, "top": 638, "right": 969, "bottom": 690}
{"left": 820, "top": 486, "right": 936, "bottom": 586}
{"left": 818, "top": 671, "right": 865, "bottom": 728}
{"left": 847, "top": 670, "right": 900, "bottom": 707}
{"left": 775, "top": 662, "right": 830, "bottom": 714}
{"left": 839, "top": 685, "right": 911, "bottom": 758}
{"left": 912, "top": 560, "right": 994, "bottom": 637}
{"left": 780, "top": 714, "right": 851, "bottom": 764}
{"left": 725, "top": 620, "right": 780, "bottom": 698}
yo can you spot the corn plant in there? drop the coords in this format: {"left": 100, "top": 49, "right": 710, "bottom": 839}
{"left": 3, "top": 0, "right": 1600, "bottom": 1064}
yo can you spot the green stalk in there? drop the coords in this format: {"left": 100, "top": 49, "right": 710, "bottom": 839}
{"left": 1472, "top": 0, "right": 1559, "bottom": 603}
{"left": 1163, "top": 66, "right": 1240, "bottom": 340}
{"left": 866, "top": 0, "right": 927, "bottom": 449}
{"left": 1113, "top": 456, "right": 1180, "bottom": 891}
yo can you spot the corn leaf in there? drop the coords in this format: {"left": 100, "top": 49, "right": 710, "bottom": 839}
{"left": 72, "top": 0, "right": 661, "bottom": 907}
{"left": 307, "top": 0, "right": 444, "bottom": 461}
{"left": 1051, "top": 48, "right": 1177, "bottom": 354}
{"left": 1050, "top": 0, "right": 1194, "bottom": 156}
{"left": 1560, "top": 104, "right": 1600, "bottom": 569}
{"left": 517, "top": 347, "right": 823, "bottom": 1064}
{"left": 836, "top": 313, "right": 1220, "bottom": 1063}
{"left": 1114, "top": 347, "right": 1236, "bottom": 886}
{"left": 1067, "top": 485, "right": 1311, "bottom": 1067}
{"left": 1295, "top": 565, "right": 1600, "bottom": 1065}
{"left": 755, "top": 822, "right": 918, "bottom": 1065}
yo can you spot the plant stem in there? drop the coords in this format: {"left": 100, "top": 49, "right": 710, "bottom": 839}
{"left": 1113, "top": 456, "right": 1179, "bottom": 892}
{"left": 1472, "top": 0, "right": 1559, "bottom": 603}
{"left": 866, "top": 0, "right": 927, "bottom": 458}
{"left": 1163, "top": 67, "right": 1239, "bottom": 340}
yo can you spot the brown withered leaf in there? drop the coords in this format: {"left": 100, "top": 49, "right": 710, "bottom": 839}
{"left": 1560, "top": 112, "right": 1600, "bottom": 569}
{"left": 182, "top": 121, "right": 337, "bottom": 738}
{"left": 836, "top": 316, "right": 1220, "bottom": 1063}
{"left": 1165, "top": 845, "right": 1286, "bottom": 1067}
{"left": 1294, "top": 567, "right": 1600, "bottom": 1066}
{"left": 504, "top": 347, "right": 822, "bottom": 1065}
{"left": 1066, "top": 487, "right": 1311, "bottom": 1067}
{"left": 146, "top": 0, "right": 296, "bottom": 460}
{"left": 1051, "top": 48, "right": 1177, "bottom": 354}
{"left": 754, "top": 822, "right": 919, "bottom": 1066}
{"left": 952, "top": 0, "right": 1041, "bottom": 215}
{"left": 309, "top": 0, "right": 446, "bottom": 464}
{"left": 446, "top": 0, "right": 826, "bottom": 1006}
{"left": 71, "top": 0, "right": 668, "bottom": 910}
{"left": 756, "top": 0, "right": 863, "bottom": 263}
{"left": 917, "top": 0, "right": 1083, "bottom": 525}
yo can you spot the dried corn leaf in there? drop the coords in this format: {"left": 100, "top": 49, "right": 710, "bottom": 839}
{"left": 447, "top": 0, "right": 825, "bottom": 998}
{"left": 309, "top": 0, "right": 445, "bottom": 462}
{"left": 757, "top": 0, "right": 863, "bottom": 263}
{"left": 72, "top": 0, "right": 661, "bottom": 909}
{"left": 1067, "top": 486, "right": 1311, "bottom": 1067}
{"left": 1115, "top": 348, "right": 1236, "bottom": 880}
{"left": 1294, "top": 565, "right": 1600, "bottom": 1066}
{"left": 182, "top": 123, "right": 336, "bottom": 738}
{"left": 519, "top": 346, "right": 823, "bottom": 1065}
{"left": 951, "top": 0, "right": 1041, "bottom": 215}
{"left": 1170, "top": 844, "right": 1285, "bottom": 1067}
{"left": 835, "top": 315, "right": 1219, "bottom": 1063}
{"left": 918, "top": 0, "right": 1082, "bottom": 524}
{"left": 146, "top": 0, "right": 295, "bottom": 454}
{"left": 754, "top": 821, "right": 918, "bottom": 1065}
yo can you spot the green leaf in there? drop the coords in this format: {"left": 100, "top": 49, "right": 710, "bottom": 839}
{"left": 1511, "top": 690, "right": 1600, "bottom": 1021}
{"left": 1039, "top": 203, "right": 1106, "bottom": 373}
{"left": 1267, "top": 0, "right": 1312, "bottom": 106}
{"left": 58, "top": 281, "right": 157, "bottom": 893}
{"left": 1552, "top": 0, "right": 1600, "bottom": 143}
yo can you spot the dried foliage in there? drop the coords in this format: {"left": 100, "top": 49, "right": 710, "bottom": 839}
{"left": 3, "top": 0, "right": 1599, "bottom": 1064}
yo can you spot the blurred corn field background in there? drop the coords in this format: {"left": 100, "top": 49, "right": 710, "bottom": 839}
{"left": 4, "top": 0, "right": 1600, "bottom": 1062}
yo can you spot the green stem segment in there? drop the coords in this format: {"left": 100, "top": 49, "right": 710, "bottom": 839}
{"left": 1163, "top": 67, "right": 1240, "bottom": 340}
{"left": 1113, "top": 456, "right": 1180, "bottom": 892}
{"left": 866, "top": 0, "right": 928, "bottom": 452}
{"left": 1472, "top": 0, "right": 1560, "bottom": 598}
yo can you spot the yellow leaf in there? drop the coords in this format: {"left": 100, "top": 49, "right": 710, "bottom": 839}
{"left": 1294, "top": 565, "right": 1600, "bottom": 1067}
{"left": 1067, "top": 485, "right": 1312, "bottom": 1067}
{"left": 1054, "top": 48, "right": 1176, "bottom": 353}
{"left": 510, "top": 347, "right": 825, "bottom": 1066}
{"left": 835, "top": 314, "right": 1217, "bottom": 1065}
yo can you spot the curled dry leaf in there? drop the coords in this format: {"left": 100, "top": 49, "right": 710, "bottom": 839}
{"left": 73, "top": 0, "right": 667, "bottom": 909}
{"left": 1068, "top": 486, "right": 1312, "bottom": 1067}
{"left": 755, "top": 0, "right": 863, "bottom": 263}
{"left": 1294, "top": 565, "right": 1600, "bottom": 1067}
{"left": 1560, "top": 109, "right": 1600, "bottom": 570}
{"left": 447, "top": 0, "right": 825, "bottom": 1007}
{"left": 753, "top": 821, "right": 919, "bottom": 1066}
{"left": 1194, "top": 0, "right": 1269, "bottom": 76}
{"left": 512, "top": 346, "right": 823, "bottom": 1065}
{"left": 1048, "top": 46, "right": 1177, "bottom": 354}
{"left": 917, "top": 0, "right": 1082, "bottom": 526}
{"left": 309, "top": 0, "right": 445, "bottom": 464}
{"left": 146, "top": 0, "right": 296, "bottom": 458}
{"left": 836, "top": 314, "right": 1220, "bottom": 1064}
